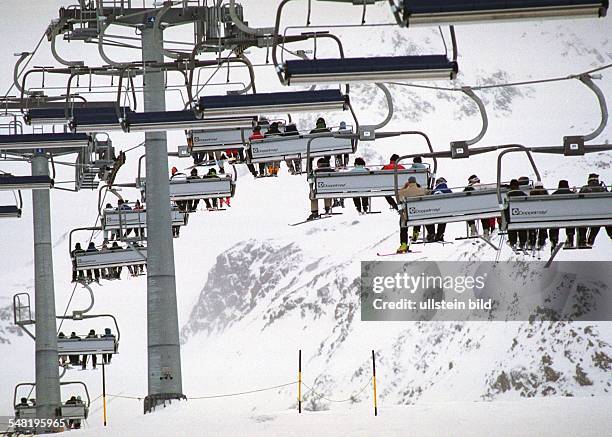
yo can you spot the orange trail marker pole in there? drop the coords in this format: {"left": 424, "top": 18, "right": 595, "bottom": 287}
{"left": 372, "top": 350, "right": 378, "bottom": 416}
{"left": 298, "top": 350, "right": 302, "bottom": 414}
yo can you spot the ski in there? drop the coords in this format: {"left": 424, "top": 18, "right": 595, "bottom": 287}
{"left": 289, "top": 213, "right": 342, "bottom": 227}
{"left": 376, "top": 249, "right": 420, "bottom": 256}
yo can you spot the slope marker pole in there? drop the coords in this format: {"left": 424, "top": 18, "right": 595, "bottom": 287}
{"left": 372, "top": 350, "right": 378, "bottom": 416}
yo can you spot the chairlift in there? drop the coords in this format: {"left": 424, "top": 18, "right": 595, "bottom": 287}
{"left": 0, "top": 190, "right": 23, "bottom": 218}
{"left": 396, "top": 0, "right": 608, "bottom": 26}
{"left": 248, "top": 125, "right": 356, "bottom": 163}
{"left": 283, "top": 54, "right": 458, "bottom": 85}
{"left": 0, "top": 133, "right": 91, "bottom": 151}
{"left": 311, "top": 164, "right": 431, "bottom": 199}
{"left": 0, "top": 174, "right": 54, "bottom": 190}
{"left": 197, "top": 90, "right": 350, "bottom": 116}
{"left": 13, "top": 381, "right": 90, "bottom": 433}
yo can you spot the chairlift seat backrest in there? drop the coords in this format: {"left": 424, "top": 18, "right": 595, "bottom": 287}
{"left": 74, "top": 247, "right": 147, "bottom": 270}
{"left": 199, "top": 90, "right": 349, "bottom": 115}
{"left": 402, "top": 0, "right": 608, "bottom": 24}
{"left": 70, "top": 107, "right": 129, "bottom": 133}
{"left": 249, "top": 129, "right": 354, "bottom": 162}
{"left": 0, "top": 175, "right": 54, "bottom": 190}
{"left": 0, "top": 133, "right": 90, "bottom": 150}
{"left": 102, "top": 209, "right": 186, "bottom": 230}
{"left": 168, "top": 177, "right": 235, "bottom": 200}
{"left": 0, "top": 205, "right": 22, "bottom": 218}
{"left": 312, "top": 168, "right": 430, "bottom": 199}
{"left": 404, "top": 189, "right": 504, "bottom": 226}
{"left": 58, "top": 337, "right": 116, "bottom": 355}
{"left": 284, "top": 55, "right": 458, "bottom": 84}
{"left": 506, "top": 192, "right": 612, "bottom": 229}
{"left": 60, "top": 403, "right": 88, "bottom": 420}
{"left": 189, "top": 128, "right": 246, "bottom": 151}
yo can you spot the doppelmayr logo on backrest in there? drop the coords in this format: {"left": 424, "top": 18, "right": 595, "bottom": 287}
{"left": 409, "top": 206, "right": 441, "bottom": 214}
{"left": 318, "top": 181, "right": 346, "bottom": 189}
{"left": 511, "top": 208, "right": 549, "bottom": 216}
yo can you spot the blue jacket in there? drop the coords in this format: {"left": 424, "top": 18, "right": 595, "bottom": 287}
{"left": 432, "top": 182, "right": 452, "bottom": 194}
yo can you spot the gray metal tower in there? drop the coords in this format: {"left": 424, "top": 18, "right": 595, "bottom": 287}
{"left": 141, "top": 23, "right": 185, "bottom": 411}
{"left": 31, "top": 152, "right": 61, "bottom": 432}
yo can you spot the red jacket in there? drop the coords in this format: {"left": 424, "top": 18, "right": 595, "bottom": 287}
{"left": 249, "top": 131, "right": 264, "bottom": 140}
{"left": 382, "top": 163, "right": 405, "bottom": 170}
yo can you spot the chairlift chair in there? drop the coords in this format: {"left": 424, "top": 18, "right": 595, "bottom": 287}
{"left": 399, "top": 0, "right": 608, "bottom": 26}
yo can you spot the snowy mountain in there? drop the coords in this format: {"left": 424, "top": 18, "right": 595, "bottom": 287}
{"left": 0, "top": 0, "right": 611, "bottom": 435}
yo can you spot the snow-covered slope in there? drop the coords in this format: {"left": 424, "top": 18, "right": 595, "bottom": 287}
{"left": 0, "top": 0, "right": 611, "bottom": 434}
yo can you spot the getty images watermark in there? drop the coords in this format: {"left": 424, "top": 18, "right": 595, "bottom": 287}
{"left": 360, "top": 261, "right": 612, "bottom": 322}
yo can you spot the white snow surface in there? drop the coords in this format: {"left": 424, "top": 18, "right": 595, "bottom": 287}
{"left": 1, "top": 1, "right": 611, "bottom": 435}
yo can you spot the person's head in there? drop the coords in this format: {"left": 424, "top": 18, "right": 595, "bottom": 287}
{"left": 75, "top": 242, "right": 82, "bottom": 250}
{"left": 468, "top": 174, "right": 480, "bottom": 184}
{"left": 534, "top": 181, "right": 544, "bottom": 189}
{"left": 112, "top": 241, "right": 120, "bottom": 248}
{"left": 105, "top": 328, "right": 112, "bottom": 334}
{"left": 518, "top": 176, "right": 530, "bottom": 185}
{"left": 435, "top": 177, "right": 447, "bottom": 186}
{"left": 70, "top": 331, "right": 77, "bottom": 337}
{"left": 413, "top": 156, "right": 422, "bottom": 164}
{"left": 171, "top": 166, "right": 178, "bottom": 175}
{"left": 70, "top": 396, "right": 76, "bottom": 401}
{"left": 316, "top": 157, "right": 328, "bottom": 168}
{"left": 339, "top": 121, "right": 347, "bottom": 130}
{"left": 87, "top": 242, "right": 95, "bottom": 249}
{"left": 588, "top": 173, "right": 599, "bottom": 185}
{"left": 59, "top": 331, "right": 65, "bottom": 337}
{"left": 20, "top": 397, "right": 27, "bottom": 404}
{"left": 316, "top": 117, "right": 326, "bottom": 127}
{"left": 207, "top": 168, "right": 217, "bottom": 176}
{"left": 190, "top": 168, "right": 198, "bottom": 176}
{"left": 105, "top": 203, "right": 112, "bottom": 209}
{"left": 89, "top": 329, "right": 95, "bottom": 335}
{"left": 558, "top": 179, "right": 569, "bottom": 189}
{"left": 390, "top": 154, "right": 400, "bottom": 163}
{"left": 354, "top": 157, "right": 365, "bottom": 167}
{"left": 253, "top": 125, "right": 261, "bottom": 132}
{"left": 117, "top": 199, "right": 124, "bottom": 206}
{"left": 408, "top": 176, "right": 417, "bottom": 185}
{"left": 509, "top": 179, "right": 519, "bottom": 190}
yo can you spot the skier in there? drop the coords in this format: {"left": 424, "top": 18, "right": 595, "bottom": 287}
{"left": 85, "top": 242, "right": 100, "bottom": 283}
{"left": 82, "top": 329, "right": 98, "bottom": 370}
{"left": 248, "top": 125, "right": 266, "bottom": 177}
{"left": 57, "top": 332, "right": 68, "bottom": 366}
{"left": 577, "top": 173, "right": 607, "bottom": 247}
{"left": 335, "top": 121, "right": 350, "bottom": 169}
{"left": 308, "top": 158, "right": 335, "bottom": 220}
{"left": 382, "top": 154, "right": 405, "bottom": 210}
{"left": 71, "top": 242, "right": 85, "bottom": 283}
{"left": 101, "top": 328, "right": 115, "bottom": 364}
{"left": 505, "top": 179, "right": 528, "bottom": 249}
{"left": 187, "top": 168, "right": 201, "bottom": 212}
{"left": 397, "top": 176, "right": 426, "bottom": 253}
{"left": 426, "top": 177, "right": 452, "bottom": 242}
{"left": 409, "top": 156, "right": 427, "bottom": 170}
{"left": 68, "top": 332, "right": 80, "bottom": 366}
{"left": 283, "top": 123, "right": 301, "bottom": 174}
{"left": 110, "top": 241, "right": 123, "bottom": 278}
{"left": 463, "top": 175, "right": 492, "bottom": 238}
{"left": 350, "top": 157, "right": 369, "bottom": 214}
{"left": 202, "top": 168, "right": 220, "bottom": 210}
{"left": 528, "top": 181, "right": 549, "bottom": 249}
{"left": 265, "top": 122, "right": 282, "bottom": 176}
{"left": 548, "top": 180, "right": 576, "bottom": 249}
{"left": 170, "top": 167, "right": 189, "bottom": 212}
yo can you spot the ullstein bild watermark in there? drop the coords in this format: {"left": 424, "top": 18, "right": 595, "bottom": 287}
{"left": 360, "top": 261, "right": 612, "bottom": 322}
